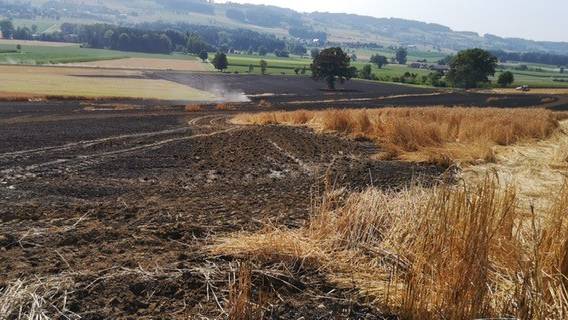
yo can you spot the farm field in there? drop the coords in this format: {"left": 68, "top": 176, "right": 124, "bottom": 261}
{"left": 495, "top": 69, "right": 568, "bottom": 88}
{"left": 0, "top": 39, "right": 78, "bottom": 47}
{"left": 353, "top": 47, "right": 449, "bottom": 63}
{"left": 154, "top": 72, "right": 550, "bottom": 109}
{"left": 1, "top": 93, "right": 567, "bottom": 318}
{"left": 225, "top": 53, "right": 434, "bottom": 78}
{"left": 6, "top": 40, "right": 566, "bottom": 90}
{"left": 66, "top": 57, "right": 213, "bottom": 71}
{"left": 0, "top": 43, "right": 127, "bottom": 64}
{"left": 0, "top": 65, "right": 217, "bottom": 101}
{"left": 0, "top": 40, "right": 207, "bottom": 65}
{"left": 3, "top": 2, "right": 568, "bottom": 319}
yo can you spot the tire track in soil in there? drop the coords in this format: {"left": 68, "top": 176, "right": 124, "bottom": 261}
{"left": 0, "top": 115, "right": 217, "bottom": 160}
{"left": 0, "top": 115, "right": 238, "bottom": 183}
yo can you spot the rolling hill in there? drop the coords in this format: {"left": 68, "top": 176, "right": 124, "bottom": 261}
{"left": 7, "top": 0, "right": 568, "bottom": 54}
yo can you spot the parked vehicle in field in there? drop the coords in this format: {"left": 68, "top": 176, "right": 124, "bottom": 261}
{"left": 516, "top": 85, "right": 530, "bottom": 91}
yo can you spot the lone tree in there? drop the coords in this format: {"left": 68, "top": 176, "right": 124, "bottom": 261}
{"left": 199, "top": 50, "right": 208, "bottom": 62}
{"left": 212, "top": 52, "right": 228, "bottom": 72}
{"left": 310, "top": 47, "right": 357, "bottom": 90}
{"left": 395, "top": 47, "right": 408, "bottom": 65}
{"left": 370, "top": 54, "right": 388, "bottom": 69}
{"left": 447, "top": 48, "right": 497, "bottom": 88}
{"left": 260, "top": 59, "right": 268, "bottom": 75}
{"left": 497, "top": 71, "right": 515, "bottom": 87}
{"left": 359, "top": 64, "right": 373, "bottom": 80}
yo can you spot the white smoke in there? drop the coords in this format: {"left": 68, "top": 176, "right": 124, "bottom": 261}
{"left": 208, "top": 83, "right": 250, "bottom": 103}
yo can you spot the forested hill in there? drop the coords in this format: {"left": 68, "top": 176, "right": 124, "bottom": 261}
{"left": 130, "top": 0, "right": 568, "bottom": 54}
{"left": 3, "top": 0, "right": 568, "bottom": 54}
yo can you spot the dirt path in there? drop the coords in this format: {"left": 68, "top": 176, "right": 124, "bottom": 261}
{"left": 462, "top": 120, "right": 568, "bottom": 209}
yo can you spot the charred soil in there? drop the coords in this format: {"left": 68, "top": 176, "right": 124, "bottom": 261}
{"left": 0, "top": 101, "right": 446, "bottom": 319}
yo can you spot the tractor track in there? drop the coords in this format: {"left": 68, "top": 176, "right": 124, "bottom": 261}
{"left": 0, "top": 115, "right": 238, "bottom": 183}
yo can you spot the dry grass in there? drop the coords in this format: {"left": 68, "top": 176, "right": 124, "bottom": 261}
{"left": 211, "top": 178, "right": 568, "bottom": 319}
{"left": 257, "top": 99, "right": 272, "bottom": 108}
{"left": 0, "top": 39, "right": 78, "bottom": 47}
{"left": 185, "top": 104, "right": 204, "bottom": 112}
{"left": 233, "top": 107, "right": 561, "bottom": 164}
{"left": 228, "top": 263, "right": 257, "bottom": 320}
{"left": 0, "top": 275, "right": 78, "bottom": 320}
{"left": 462, "top": 119, "right": 568, "bottom": 210}
{"left": 489, "top": 88, "right": 568, "bottom": 95}
{"left": 0, "top": 65, "right": 217, "bottom": 101}
{"left": 216, "top": 103, "right": 237, "bottom": 111}
{"left": 66, "top": 57, "right": 212, "bottom": 71}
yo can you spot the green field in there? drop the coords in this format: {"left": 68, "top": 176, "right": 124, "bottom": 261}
{"left": 353, "top": 48, "right": 448, "bottom": 63}
{"left": 494, "top": 67, "right": 568, "bottom": 88}
{"left": 225, "top": 54, "right": 311, "bottom": 75}
{"left": 0, "top": 42, "right": 206, "bottom": 65}
{"left": 225, "top": 53, "right": 432, "bottom": 79}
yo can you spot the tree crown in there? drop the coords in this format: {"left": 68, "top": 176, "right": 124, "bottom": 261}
{"left": 310, "top": 47, "right": 357, "bottom": 89}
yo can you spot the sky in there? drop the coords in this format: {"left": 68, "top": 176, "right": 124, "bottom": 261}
{"left": 217, "top": 0, "right": 567, "bottom": 42}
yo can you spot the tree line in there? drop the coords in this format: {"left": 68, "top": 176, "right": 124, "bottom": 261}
{"left": 1, "top": 20, "right": 290, "bottom": 55}
{"left": 491, "top": 50, "right": 568, "bottom": 67}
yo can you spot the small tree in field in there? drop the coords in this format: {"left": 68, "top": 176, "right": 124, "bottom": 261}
{"left": 396, "top": 47, "right": 408, "bottom": 65}
{"left": 310, "top": 47, "right": 357, "bottom": 90}
{"left": 370, "top": 54, "right": 388, "bottom": 69}
{"left": 359, "top": 64, "right": 373, "bottom": 80}
{"left": 497, "top": 71, "right": 515, "bottom": 87}
{"left": 199, "top": 50, "right": 208, "bottom": 62}
{"left": 212, "top": 52, "right": 228, "bottom": 71}
{"left": 260, "top": 59, "right": 268, "bottom": 75}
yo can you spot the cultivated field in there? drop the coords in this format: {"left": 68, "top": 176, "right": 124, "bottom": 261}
{"left": 0, "top": 65, "right": 216, "bottom": 101}
{"left": 1, "top": 70, "right": 568, "bottom": 318}
{"left": 495, "top": 68, "right": 568, "bottom": 88}
{"left": 0, "top": 39, "right": 79, "bottom": 47}
{"left": 65, "top": 57, "right": 213, "bottom": 71}
{"left": 233, "top": 107, "right": 561, "bottom": 164}
{"left": 0, "top": 41, "right": 206, "bottom": 65}
{"left": 1, "top": 97, "right": 567, "bottom": 319}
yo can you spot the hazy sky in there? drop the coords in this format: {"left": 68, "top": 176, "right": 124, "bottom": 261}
{"left": 218, "top": 0, "right": 566, "bottom": 42}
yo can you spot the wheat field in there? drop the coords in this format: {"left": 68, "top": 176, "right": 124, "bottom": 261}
{"left": 233, "top": 107, "right": 561, "bottom": 164}
{"left": 212, "top": 177, "right": 568, "bottom": 319}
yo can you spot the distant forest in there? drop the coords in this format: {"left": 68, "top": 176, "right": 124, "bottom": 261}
{"left": 5, "top": 21, "right": 290, "bottom": 55}
{"left": 491, "top": 50, "right": 568, "bottom": 67}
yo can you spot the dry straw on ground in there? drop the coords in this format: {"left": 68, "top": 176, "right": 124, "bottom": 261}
{"left": 185, "top": 104, "right": 204, "bottom": 112}
{"left": 232, "top": 107, "right": 561, "bottom": 164}
{"left": 211, "top": 178, "right": 568, "bottom": 319}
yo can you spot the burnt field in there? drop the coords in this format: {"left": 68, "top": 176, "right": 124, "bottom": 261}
{"left": 0, "top": 77, "right": 565, "bottom": 319}
{"left": 153, "top": 72, "right": 554, "bottom": 109}
{"left": 0, "top": 100, "right": 447, "bottom": 319}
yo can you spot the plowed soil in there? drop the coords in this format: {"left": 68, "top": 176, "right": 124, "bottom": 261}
{"left": 0, "top": 100, "right": 449, "bottom": 319}
{"left": 2, "top": 74, "right": 562, "bottom": 318}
